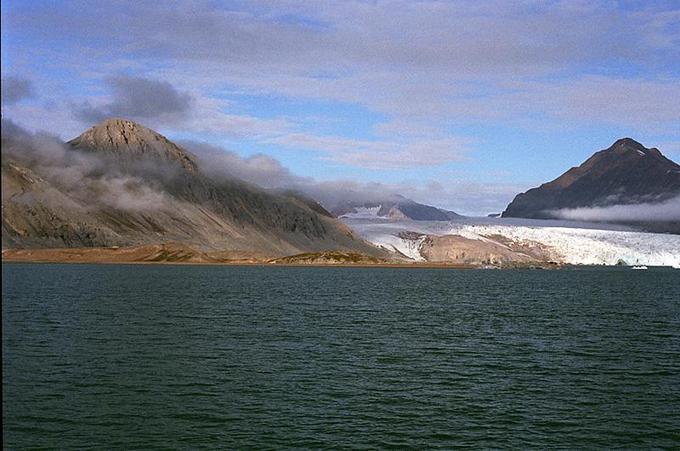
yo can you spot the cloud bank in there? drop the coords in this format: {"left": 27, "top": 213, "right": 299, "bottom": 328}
{"left": 184, "top": 139, "right": 519, "bottom": 215}
{"left": 75, "top": 75, "right": 193, "bottom": 124}
{"left": 1, "top": 119, "right": 175, "bottom": 213}
{"left": 3, "top": 1, "right": 679, "bottom": 215}
{"left": 1, "top": 77, "right": 34, "bottom": 105}
{"left": 552, "top": 196, "right": 680, "bottom": 222}
{"left": 6, "top": 1, "right": 680, "bottom": 135}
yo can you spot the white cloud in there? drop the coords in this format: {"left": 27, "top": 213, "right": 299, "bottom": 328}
{"left": 181, "top": 139, "right": 521, "bottom": 215}
{"left": 551, "top": 196, "right": 680, "bottom": 222}
{"left": 266, "top": 133, "right": 472, "bottom": 169}
{"left": 10, "top": 1, "right": 680, "bottom": 133}
{"left": 179, "top": 95, "right": 292, "bottom": 138}
{"left": 4, "top": 0, "right": 680, "bottom": 187}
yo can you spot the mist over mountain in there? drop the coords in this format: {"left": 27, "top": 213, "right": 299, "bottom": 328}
{"left": 69, "top": 118, "right": 199, "bottom": 173}
{"left": 1, "top": 118, "right": 381, "bottom": 256}
{"left": 332, "top": 195, "right": 462, "bottom": 221}
{"left": 178, "top": 139, "right": 466, "bottom": 220}
{"left": 502, "top": 138, "right": 680, "bottom": 231}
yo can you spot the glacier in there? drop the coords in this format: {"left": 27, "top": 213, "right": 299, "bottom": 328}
{"left": 338, "top": 206, "right": 383, "bottom": 219}
{"left": 344, "top": 217, "right": 680, "bottom": 266}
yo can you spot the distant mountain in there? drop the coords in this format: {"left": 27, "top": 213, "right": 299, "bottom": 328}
{"left": 1, "top": 119, "right": 382, "bottom": 256}
{"left": 502, "top": 138, "right": 680, "bottom": 229}
{"left": 332, "top": 195, "right": 463, "bottom": 221}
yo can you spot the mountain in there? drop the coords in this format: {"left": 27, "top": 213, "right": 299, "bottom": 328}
{"left": 69, "top": 118, "right": 199, "bottom": 173}
{"left": 1, "top": 119, "right": 382, "bottom": 257}
{"left": 332, "top": 195, "right": 463, "bottom": 221}
{"left": 502, "top": 138, "right": 680, "bottom": 228}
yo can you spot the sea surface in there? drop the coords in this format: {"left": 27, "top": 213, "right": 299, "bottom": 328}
{"left": 3, "top": 263, "right": 680, "bottom": 449}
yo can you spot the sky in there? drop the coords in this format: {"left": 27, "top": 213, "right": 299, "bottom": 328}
{"left": 1, "top": 0, "right": 679, "bottom": 215}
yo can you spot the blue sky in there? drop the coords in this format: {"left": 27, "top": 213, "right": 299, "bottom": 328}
{"left": 2, "top": 0, "right": 679, "bottom": 214}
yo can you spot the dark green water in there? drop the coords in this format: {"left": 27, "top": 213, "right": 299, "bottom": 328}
{"left": 3, "top": 264, "right": 680, "bottom": 449}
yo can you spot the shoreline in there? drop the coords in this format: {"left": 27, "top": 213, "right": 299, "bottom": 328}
{"left": 4, "top": 254, "right": 676, "bottom": 270}
{"left": 1, "top": 259, "right": 482, "bottom": 269}
{"left": 1, "top": 247, "right": 558, "bottom": 269}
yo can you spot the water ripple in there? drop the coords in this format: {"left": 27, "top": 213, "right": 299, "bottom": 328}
{"left": 3, "top": 264, "right": 680, "bottom": 449}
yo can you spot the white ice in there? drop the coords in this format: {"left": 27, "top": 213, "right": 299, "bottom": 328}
{"left": 344, "top": 217, "right": 680, "bottom": 266}
{"left": 339, "top": 206, "right": 383, "bottom": 219}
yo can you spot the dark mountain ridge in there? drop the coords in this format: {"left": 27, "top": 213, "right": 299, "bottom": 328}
{"left": 502, "top": 138, "right": 680, "bottom": 229}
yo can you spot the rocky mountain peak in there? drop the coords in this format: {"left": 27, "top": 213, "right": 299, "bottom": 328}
{"left": 502, "top": 138, "right": 680, "bottom": 222}
{"left": 68, "top": 118, "right": 198, "bottom": 173}
{"left": 611, "top": 137, "right": 645, "bottom": 150}
{"left": 3, "top": 119, "right": 384, "bottom": 255}
{"left": 608, "top": 137, "right": 651, "bottom": 157}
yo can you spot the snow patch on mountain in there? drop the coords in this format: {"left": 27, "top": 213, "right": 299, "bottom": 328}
{"left": 338, "top": 206, "right": 383, "bottom": 219}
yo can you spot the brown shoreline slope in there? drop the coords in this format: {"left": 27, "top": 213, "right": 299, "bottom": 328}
{"left": 1, "top": 119, "right": 386, "bottom": 258}
{"left": 3, "top": 245, "right": 557, "bottom": 268}
{"left": 419, "top": 234, "right": 556, "bottom": 265}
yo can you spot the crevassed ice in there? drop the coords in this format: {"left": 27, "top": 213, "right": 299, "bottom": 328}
{"left": 345, "top": 218, "right": 680, "bottom": 266}
{"left": 374, "top": 233, "right": 427, "bottom": 261}
{"left": 340, "top": 206, "right": 383, "bottom": 219}
{"left": 448, "top": 224, "right": 680, "bottom": 266}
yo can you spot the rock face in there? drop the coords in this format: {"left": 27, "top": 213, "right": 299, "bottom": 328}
{"left": 502, "top": 138, "right": 680, "bottom": 220}
{"left": 69, "top": 118, "right": 199, "bottom": 173}
{"left": 419, "top": 234, "right": 555, "bottom": 266}
{"left": 332, "top": 195, "right": 462, "bottom": 221}
{"left": 1, "top": 119, "right": 382, "bottom": 257}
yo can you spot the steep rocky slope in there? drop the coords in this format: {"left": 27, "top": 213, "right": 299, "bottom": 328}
{"left": 502, "top": 138, "right": 680, "bottom": 222}
{"left": 1, "top": 119, "right": 382, "bottom": 256}
{"left": 69, "top": 118, "right": 199, "bottom": 173}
